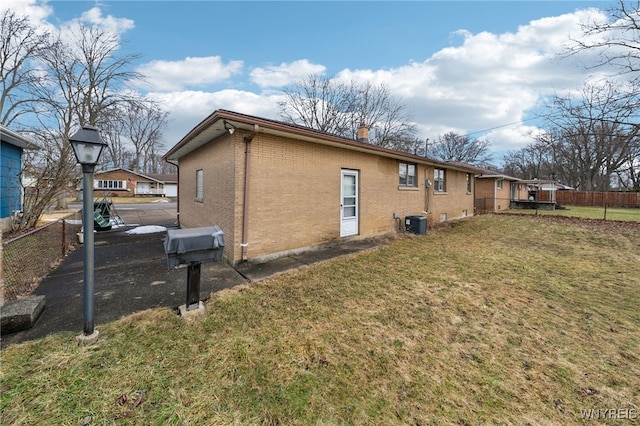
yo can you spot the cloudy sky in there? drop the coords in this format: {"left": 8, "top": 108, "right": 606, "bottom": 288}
{"left": 4, "top": 0, "right": 619, "bottom": 164}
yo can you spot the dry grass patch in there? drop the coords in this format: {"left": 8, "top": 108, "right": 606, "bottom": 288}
{"left": 505, "top": 205, "right": 640, "bottom": 222}
{"left": 1, "top": 215, "right": 639, "bottom": 425}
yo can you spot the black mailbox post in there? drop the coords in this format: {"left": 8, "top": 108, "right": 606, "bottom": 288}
{"left": 164, "top": 226, "right": 225, "bottom": 312}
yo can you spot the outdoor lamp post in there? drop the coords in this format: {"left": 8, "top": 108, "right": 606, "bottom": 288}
{"left": 69, "top": 125, "right": 107, "bottom": 340}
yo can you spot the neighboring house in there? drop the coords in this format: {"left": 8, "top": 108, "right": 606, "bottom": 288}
{"left": 93, "top": 168, "right": 177, "bottom": 198}
{"left": 511, "top": 179, "right": 574, "bottom": 209}
{"left": 163, "top": 110, "right": 476, "bottom": 264}
{"left": 448, "top": 162, "right": 522, "bottom": 213}
{"left": 0, "top": 126, "right": 38, "bottom": 231}
{"left": 531, "top": 180, "right": 574, "bottom": 193}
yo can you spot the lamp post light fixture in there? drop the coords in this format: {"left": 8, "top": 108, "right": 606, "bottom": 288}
{"left": 69, "top": 125, "right": 107, "bottom": 341}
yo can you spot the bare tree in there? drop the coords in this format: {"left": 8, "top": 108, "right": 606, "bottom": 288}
{"left": 567, "top": 1, "right": 640, "bottom": 82}
{"left": 96, "top": 98, "right": 170, "bottom": 173}
{"left": 544, "top": 81, "right": 637, "bottom": 190}
{"left": 428, "top": 132, "right": 493, "bottom": 166}
{"left": 0, "top": 9, "right": 51, "bottom": 127}
{"left": 8, "top": 19, "right": 143, "bottom": 230}
{"left": 613, "top": 129, "right": 640, "bottom": 189}
{"left": 278, "top": 74, "right": 418, "bottom": 152}
{"left": 505, "top": 81, "right": 638, "bottom": 190}
{"left": 347, "top": 81, "right": 418, "bottom": 150}
{"left": 120, "top": 99, "right": 168, "bottom": 173}
{"left": 278, "top": 74, "right": 354, "bottom": 135}
{"left": 560, "top": 1, "right": 640, "bottom": 190}
{"left": 503, "top": 139, "right": 555, "bottom": 180}
{"left": 25, "top": 23, "right": 142, "bottom": 213}
{"left": 100, "top": 104, "right": 130, "bottom": 169}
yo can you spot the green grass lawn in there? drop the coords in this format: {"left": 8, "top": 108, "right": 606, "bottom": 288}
{"left": 1, "top": 215, "right": 639, "bottom": 425}
{"left": 506, "top": 205, "right": 640, "bottom": 222}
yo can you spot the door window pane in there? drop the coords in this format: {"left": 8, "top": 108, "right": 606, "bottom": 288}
{"left": 343, "top": 176, "right": 356, "bottom": 195}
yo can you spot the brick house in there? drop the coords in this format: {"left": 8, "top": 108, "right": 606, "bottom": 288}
{"left": 94, "top": 168, "right": 177, "bottom": 197}
{"left": 163, "top": 110, "right": 476, "bottom": 264}
{"left": 448, "top": 163, "right": 522, "bottom": 213}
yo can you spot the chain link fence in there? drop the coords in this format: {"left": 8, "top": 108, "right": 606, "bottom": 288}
{"left": 1, "top": 211, "right": 82, "bottom": 302}
{"left": 475, "top": 196, "right": 640, "bottom": 221}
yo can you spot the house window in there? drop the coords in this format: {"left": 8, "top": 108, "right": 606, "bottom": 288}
{"left": 434, "top": 168, "right": 446, "bottom": 192}
{"left": 496, "top": 180, "right": 503, "bottom": 189}
{"left": 195, "top": 169, "right": 203, "bottom": 202}
{"left": 399, "top": 162, "right": 416, "bottom": 187}
{"left": 466, "top": 173, "right": 472, "bottom": 193}
{"left": 96, "top": 180, "right": 125, "bottom": 190}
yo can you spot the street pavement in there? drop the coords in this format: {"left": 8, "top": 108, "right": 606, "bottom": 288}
{"left": 1, "top": 201, "right": 381, "bottom": 348}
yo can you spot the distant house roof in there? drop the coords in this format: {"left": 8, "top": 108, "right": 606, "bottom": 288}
{"left": 163, "top": 109, "right": 478, "bottom": 174}
{"left": 0, "top": 125, "right": 39, "bottom": 150}
{"left": 96, "top": 168, "right": 177, "bottom": 184}
{"left": 519, "top": 179, "right": 574, "bottom": 190}
{"left": 145, "top": 173, "right": 177, "bottom": 184}
{"left": 446, "top": 161, "right": 521, "bottom": 181}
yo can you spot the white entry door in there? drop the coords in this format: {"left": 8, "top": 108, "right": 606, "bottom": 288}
{"left": 340, "top": 170, "right": 359, "bottom": 237}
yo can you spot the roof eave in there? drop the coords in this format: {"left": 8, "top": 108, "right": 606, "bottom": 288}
{"left": 0, "top": 126, "right": 39, "bottom": 150}
{"left": 162, "top": 110, "right": 476, "bottom": 172}
{"left": 477, "top": 174, "right": 520, "bottom": 181}
{"left": 96, "top": 168, "right": 167, "bottom": 183}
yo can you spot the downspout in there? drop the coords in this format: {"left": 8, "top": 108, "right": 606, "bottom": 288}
{"left": 494, "top": 179, "right": 497, "bottom": 212}
{"left": 241, "top": 124, "right": 259, "bottom": 261}
{"left": 167, "top": 159, "right": 179, "bottom": 226}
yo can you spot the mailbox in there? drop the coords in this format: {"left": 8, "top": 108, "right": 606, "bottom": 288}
{"left": 164, "top": 226, "right": 225, "bottom": 269}
{"left": 163, "top": 226, "right": 225, "bottom": 312}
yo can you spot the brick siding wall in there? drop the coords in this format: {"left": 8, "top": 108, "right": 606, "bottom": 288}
{"left": 178, "top": 133, "right": 238, "bottom": 261}
{"left": 179, "top": 130, "right": 475, "bottom": 263}
{"left": 430, "top": 168, "right": 475, "bottom": 221}
{"left": 475, "top": 179, "right": 496, "bottom": 212}
{"left": 495, "top": 183, "right": 512, "bottom": 211}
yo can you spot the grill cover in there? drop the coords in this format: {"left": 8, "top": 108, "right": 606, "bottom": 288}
{"left": 164, "top": 226, "right": 225, "bottom": 268}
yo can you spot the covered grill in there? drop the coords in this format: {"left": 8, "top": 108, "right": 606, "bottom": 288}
{"left": 164, "top": 226, "right": 225, "bottom": 268}
{"left": 163, "top": 226, "right": 225, "bottom": 313}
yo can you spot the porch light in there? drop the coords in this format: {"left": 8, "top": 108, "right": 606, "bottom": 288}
{"left": 223, "top": 120, "right": 235, "bottom": 135}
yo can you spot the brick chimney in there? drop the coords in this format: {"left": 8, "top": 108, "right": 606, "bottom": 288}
{"left": 357, "top": 123, "right": 369, "bottom": 143}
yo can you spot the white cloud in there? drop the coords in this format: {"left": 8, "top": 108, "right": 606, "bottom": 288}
{"left": 148, "top": 89, "right": 282, "bottom": 145}
{"left": 53, "top": 6, "right": 135, "bottom": 56}
{"left": 3, "top": 1, "right": 617, "bottom": 166}
{"left": 3, "top": 1, "right": 135, "bottom": 57}
{"left": 137, "top": 56, "right": 244, "bottom": 91}
{"left": 75, "top": 6, "right": 135, "bottom": 35}
{"left": 250, "top": 59, "right": 326, "bottom": 88}
{"left": 1, "top": 0, "right": 55, "bottom": 33}
{"left": 485, "top": 125, "right": 545, "bottom": 153}
{"left": 1, "top": 0, "right": 51, "bottom": 21}
{"left": 334, "top": 7, "right": 611, "bottom": 162}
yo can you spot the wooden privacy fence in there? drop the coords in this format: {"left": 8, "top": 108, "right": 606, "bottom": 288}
{"left": 555, "top": 191, "right": 640, "bottom": 208}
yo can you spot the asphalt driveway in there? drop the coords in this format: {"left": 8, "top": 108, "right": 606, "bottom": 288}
{"left": 1, "top": 202, "right": 248, "bottom": 347}
{"left": 1, "top": 201, "right": 382, "bottom": 348}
